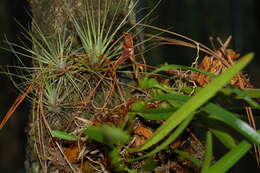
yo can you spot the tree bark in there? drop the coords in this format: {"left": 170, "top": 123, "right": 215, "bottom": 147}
{"left": 25, "top": 0, "right": 134, "bottom": 172}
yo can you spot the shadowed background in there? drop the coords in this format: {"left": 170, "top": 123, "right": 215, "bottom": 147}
{"left": 0, "top": 0, "right": 259, "bottom": 172}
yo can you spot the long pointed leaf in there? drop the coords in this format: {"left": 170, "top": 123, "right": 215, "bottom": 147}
{"left": 205, "top": 140, "right": 251, "bottom": 173}
{"left": 210, "top": 128, "right": 237, "bottom": 150}
{"left": 174, "top": 150, "right": 202, "bottom": 168}
{"left": 203, "top": 103, "right": 260, "bottom": 145}
{"left": 201, "top": 132, "right": 213, "bottom": 173}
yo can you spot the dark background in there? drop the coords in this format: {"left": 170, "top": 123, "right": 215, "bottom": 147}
{"left": 0, "top": 0, "right": 259, "bottom": 172}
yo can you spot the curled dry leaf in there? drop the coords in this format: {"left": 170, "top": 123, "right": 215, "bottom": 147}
{"left": 193, "top": 49, "right": 252, "bottom": 88}
{"left": 170, "top": 137, "right": 182, "bottom": 150}
{"left": 64, "top": 144, "right": 81, "bottom": 164}
{"left": 132, "top": 126, "right": 154, "bottom": 147}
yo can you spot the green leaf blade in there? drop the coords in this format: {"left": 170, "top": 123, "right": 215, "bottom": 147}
{"left": 51, "top": 131, "right": 78, "bottom": 141}
{"left": 205, "top": 140, "right": 251, "bottom": 173}
{"left": 201, "top": 131, "right": 213, "bottom": 173}
{"left": 174, "top": 150, "right": 202, "bottom": 168}
{"left": 203, "top": 103, "right": 260, "bottom": 145}
{"left": 210, "top": 128, "right": 237, "bottom": 150}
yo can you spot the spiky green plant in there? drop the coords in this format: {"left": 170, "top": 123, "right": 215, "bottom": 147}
{"left": 68, "top": 0, "right": 137, "bottom": 64}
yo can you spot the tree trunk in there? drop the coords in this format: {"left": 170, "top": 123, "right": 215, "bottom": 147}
{"left": 24, "top": 0, "right": 135, "bottom": 172}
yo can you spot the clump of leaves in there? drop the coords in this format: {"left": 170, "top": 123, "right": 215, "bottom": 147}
{"left": 1, "top": 0, "right": 260, "bottom": 172}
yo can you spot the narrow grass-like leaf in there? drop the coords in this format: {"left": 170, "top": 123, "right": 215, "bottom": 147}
{"left": 221, "top": 88, "right": 260, "bottom": 99}
{"left": 201, "top": 131, "right": 213, "bottom": 173}
{"left": 174, "top": 150, "right": 202, "bottom": 168}
{"left": 210, "top": 128, "right": 237, "bottom": 150}
{"left": 131, "top": 53, "right": 253, "bottom": 152}
{"left": 231, "top": 87, "right": 260, "bottom": 109}
{"left": 201, "top": 116, "right": 237, "bottom": 149}
{"left": 202, "top": 103, "right": 260, "bottom": 145}
{"left": 204, "top": 140, "right": 251, "bottom": 173}
{"left": 51, "top": 131, "right": 78, "bottom": 141}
